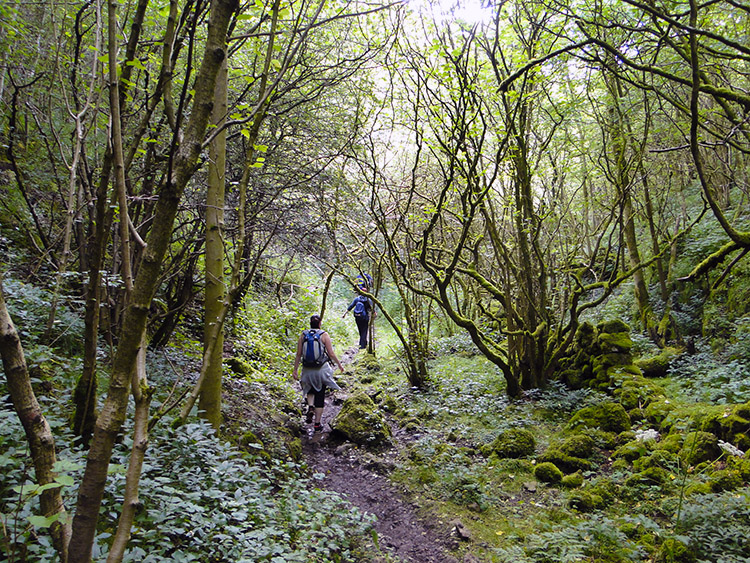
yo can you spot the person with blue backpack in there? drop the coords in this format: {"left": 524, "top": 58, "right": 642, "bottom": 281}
{"left": 292, "top": 314, "right": 344, "bottom": 432}
{"left": 342, "top": 288, "right": 374, "bottom": 349}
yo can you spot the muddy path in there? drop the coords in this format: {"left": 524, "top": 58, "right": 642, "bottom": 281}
{"left": 300, "top": 347, "right": 461, "bottom": 563}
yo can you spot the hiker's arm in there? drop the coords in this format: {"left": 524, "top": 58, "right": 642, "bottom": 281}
{"left": 342, "top": 299, "right": 354, "bottom": 317}
{"left": 292, "top": 335, "right": 303, "bottom": 380}
{"left": 322, "top": 334, "right": 344, "bottom": 373}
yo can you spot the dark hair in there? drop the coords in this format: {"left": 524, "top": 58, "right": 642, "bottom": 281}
{"left": 310, "top": 315, "right": 321, "bottom": 329}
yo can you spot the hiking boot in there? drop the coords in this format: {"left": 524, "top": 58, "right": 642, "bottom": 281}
{"left": 314, "top": 423, "right": 323, "bottom": 432}
{"left": 305, "top": 406, "right": 315, "bottom": 424}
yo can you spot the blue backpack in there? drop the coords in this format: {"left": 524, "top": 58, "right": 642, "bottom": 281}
{"left": 353, "top": 296, "right": 368, "bottom": 318}
{"left": 302, "top": 329, "right": 328, "bottom": 367}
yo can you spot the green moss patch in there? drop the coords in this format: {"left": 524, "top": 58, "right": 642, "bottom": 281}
{"left": 330, "top": 392, "right": 391, "bottom": 446}
{"left": 568, "top": 402, "right": 631, "bottom": 433}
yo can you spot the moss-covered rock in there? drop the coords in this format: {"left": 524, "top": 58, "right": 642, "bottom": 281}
{"left": 561, "top": 471, "right": 584, "bottom": 488}
{"left": 534, "top": 462, "right": 563, "bottom": 483}
{"left": 598, "top": 319, "right": 631, "bottom": 334}
{"left": 611, "top": 458, "right": 629, "bottom": 472}
{"left": 684, "top": 482, "right": 712, "bottom": 496}
{"left": 567, "top": 490, "right": 604, "bottom": 512}
{"left": 633, "top": 449, "right": 679, "bottom": 472}
{"left": 539, "top": 447, "right": 594, "bottom": 473}
{"left": 655, "top": 432, "right": 683, "bottom": 454}
{"left": 656, "top": 537, "right": 696, "bottom": 563}
{"left": 624, "top": 466, "right": 670, "bottom": 487}
{"left": 613, "top": 373, "right": 665, "bottom": 410}
{"left": 568, "top": 402, "right": 631, "bottom": 433}
{"left": 598, "top": 331, "right": 634, "bottom": 353}
{"left": 559, "top": 434, "right": 596, "bottom": 458}
{"left": 635, "top": 347, "right": 683, "bottom": 378}
{"left": 330, "top": 392, "right": 391, "bottom": 446}
{"left": 644, "top": 399, "right": 677, "bottom": 428}
{"left": 488, "top": 428, "right": 536, "bottom": 459}
{"left": 727, "top": 456, "right": 750, "bottom": 480}
{"left": 699, "top": 404, "right": 750, "bottom": 446}
{"left": 380, "top": 394, "right": 400, "bottom": 413}
{"left": 226, "top": 356, "right": 253, "bottom": 376}
{"left": 589, "top": 478, "right": 618, "bottom": 503}
{"left": 679, "top": 431, "right": 721, "bottom": 465}
{"left": 613, "top": 440, "right": 650, "bottom": 463}
{"left": 708, "top": 469, "right": 743, "bottom": 492}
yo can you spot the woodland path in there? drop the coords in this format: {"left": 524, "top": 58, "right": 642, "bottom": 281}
{"left": 300, "top": 347, "right": 462, "bottom": 563}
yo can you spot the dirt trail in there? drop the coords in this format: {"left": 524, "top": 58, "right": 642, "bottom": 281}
{"left": 301, "top": 347, "right": 460, "bottom": 563}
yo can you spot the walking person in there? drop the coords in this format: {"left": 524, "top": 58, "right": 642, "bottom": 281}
{"left": 292, "top": 314, "right": 344, "bottom": 432}
{"left": 343, "top": 290, "right": 374, "bottom": 349}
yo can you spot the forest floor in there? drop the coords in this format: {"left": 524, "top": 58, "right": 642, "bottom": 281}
{"left": 300, "top": 347, "right": 462, "bottom": 563}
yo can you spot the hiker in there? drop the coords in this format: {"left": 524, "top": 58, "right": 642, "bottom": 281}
{"left": 355, "top": 272, "right": 373, "bottom": 291}
{"left": 342, "top": 290, "right": 374, "bottom": 349}
{"left": 292, "top": 314, "right": 344, "bottom": 432}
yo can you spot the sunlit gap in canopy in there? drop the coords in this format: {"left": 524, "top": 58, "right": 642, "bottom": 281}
{"left": 408, "top": 0, "right": 494, "bottom": 24}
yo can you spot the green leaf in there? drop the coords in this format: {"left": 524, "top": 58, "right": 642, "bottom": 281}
{"left": 55, "top": 474, "right": 75, "bottom": 487}
{"left": 28, "top": 514, "right": 59, "bottom": 528}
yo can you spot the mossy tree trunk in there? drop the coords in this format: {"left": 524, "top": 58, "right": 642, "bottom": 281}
{"left": 0, "top": 271, "right": 71, "bottom": 561}
{"left": 200, "top": 59, "right": 228, "bottom": 430}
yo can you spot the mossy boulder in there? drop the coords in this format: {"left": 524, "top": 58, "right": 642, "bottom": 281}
{"left": 613, "top": 373, "right": 665, "bottom": 410}
{"left": 487, "top": 428, "right": 536, "bottom": 459}
{"left": 633, "top": 450, "right": 679, "bottom": 472}
{"left": 613, "top": 440, "right": 650, "bottom": 463}
{"left": 589, "top": 478, "right": 618, "bottom": 503}
{"left": 559, "top": 434, "right": 596, "bottom": 458}
{"left": 226, "top": 356, "right": 253, "bottom": 376}
{"left": 534, "top": 462, "right": 563, "bottom": 484}
{"left": 679, "top": 431, "right": 721, "bottom": 465}
{"left": 624, "top": 466, "right": 670, "bottom": 487}
{"left": 656, "top": 537, "right": 696, "bottom": 563}
{"left": 575, "top": 321, "right": 599, "bottom": 351}
{"left": 598, "top": 331, "right": 634, "bottom": 353}
{"left": 728, "top": 456, "right": 750, "bottom": 480}
{"left": 568, "top": 402, "right": 631, "bottom": 433}
{"left": 708, "top": 469, "right": 743, "bottom": 492}
{"left": 561, "top": 471, "right": 584, "bottom": 488}
{"left": 699, "top": 404, "right": 750, "bottom": 446}
{"left": 684, "top": 482, "right": 712, "bottom": 496}
{"left": 567, "top": 490, "right": 603, "bottom": 512}
{"left": 644, "top": 399, "right": 677, "bottom": 428}
{"left": 380, "top": 394, "right": 400, "bottom": 413}
{"left": 330, "top": 392, "right": 391, "bottom": 446}
{"left": 635, "top": 347, "right": 683, "bottom": 378}
{"left": 655, "top": 432, "right": 683, "bottom": 454}
{"left": 598, "top": 319, "right": 631, "bottom": 335}
{"left": 539, "top": 447, "right": 594, "bottom": 473}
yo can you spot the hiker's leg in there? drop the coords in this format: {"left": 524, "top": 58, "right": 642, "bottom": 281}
{"left": 356, "top": 317, "right": 369, "bottom": 348}
{"left": 312, "top": 388, "right": 325, "bottom": 425}
{"left": 306, "top": 393, "right": 315, "bottom": 407}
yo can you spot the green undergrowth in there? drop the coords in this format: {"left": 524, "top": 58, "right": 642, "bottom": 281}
{"left": 0, "top": 334, "right": 390, "bottom": 562}
{"left": 345, "top": 340, "right": 750, "bottom": 562}
{"left": 0, "top": 404, "right": 388, "bottom": 562}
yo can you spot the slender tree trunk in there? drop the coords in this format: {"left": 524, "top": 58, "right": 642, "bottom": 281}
{"left": 199, "top": 59, "right": 228, "bottom": 429}
{"left": 0, "top": 271, "right": 71, "bottom": 561}
{"left": 106, "top": 335, "right": 151, "bottom": 563}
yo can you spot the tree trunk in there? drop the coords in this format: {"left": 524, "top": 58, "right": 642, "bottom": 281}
{"left": 0, "top": 271, "right": 71, "bottom": 561}
{"left": 199, "top": 59, "right": 228, "bottom": 429}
